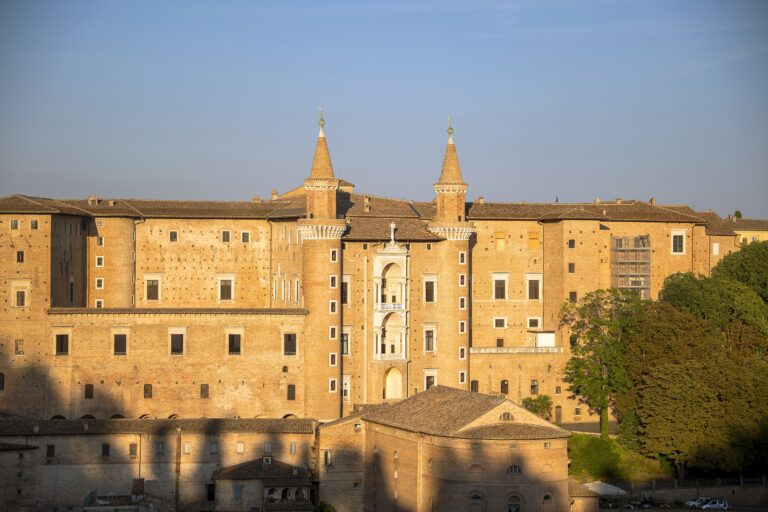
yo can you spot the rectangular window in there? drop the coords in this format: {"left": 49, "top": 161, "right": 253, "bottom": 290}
{"left": 424, "top": 278, "right": 436, "bottom": 303}
{"left": 527, "top": 275, "right": 541, "bottom": 301}
{"left": 341, "top": 278, "right": 349, "bottom": 305}
{"left": 241, "top": 231, "right": 250, "bottom": 243}
{"left": 713, "top": 242, "right": 720, "bottom": 256}
{"left": 96, "top": 256, "right": 104, "bottom": 267}
{"left": 459, "top": 371, "right": 466, "bottom": 384}
{"left": 671, "top": 230, "right": 685, "bottom": 254}
{"left": 219, "top": 278, "right": 233, "bottom": 301}
{"left": 200, "top": 383, "right": 209, "bottom": 399}
{"left": 424, "top": 329, "right": 435, "bottom": 352}
{"left": 341, "top": 330, "right": 350, "bottom": 355}
{"left": 16, "top": 290, "right": 26, "bottom": 307}
{"left": 459, "top": 347, "right": 466, "bottom": 359}
{"left": 330, "top": 249, "right": 338, "bottom": 262}
{"left": 458, "top": 251, "right": 466, "bottom": 264}
{"left": 145, "top": 277, "right": 160, "bottom": 301}
{"left": 15, "top": 339, "right": 24, "bottom": 355}
{"left": 470, "top": 380, "right": 479, "bottom": 392}
{"left": 113, "top": 334, "right": 127, "bottom": 355}
{"left": 493, "top": 276, "right": 507, "bottom": 300}
{"left": 324, "top": 450, "right": 333, "bottom": 466}
{"left": 574, "top": 407, "right": 582, "bottom": 417}
{"left": 221, "top": 230, "right": 231, "bottom": 242}
{"left": 102, "top": 443, "right": 110, "bottom": 458}
{"left": 95, "top": 299, "right": 104, "bottom": 308}
{"left": 459, "top": 274, "right": 466, "bottom": 287}
{"left": 494, "top": 317, "right": 507, "bottom": 329}
{"left": 84, "top": 384, "right": 94, "bottom": 399}
{"left": 329, "top": 326, "right": 337, "bottom": 340}
{"left": 233, "top": 484, "right": 243, "bottom": 500}
{"left": 95, "top": 278, "right": 104, "bottom": 289}
{"left": 425, "top": 370, "right": 437, "bottom": 390}
{"left": 144, "top": 383, "right": 153, "bottom": 398}
{"left": 569, "top": 291, "right": 578, "bottom": 303}
{"left": 46, "top": 444, "right": 55, "bottom": 457}
{"left": 283, "top": 333, "right": 297, "bottom": 355}
{"left": 155, "top": 442, "right": 165, "bottom": 455}
{"left": 329, "top": 300, "right": 337, "bottom": 314}
{"left": 10, "top": 220, "right": 18, "bottom": 230}
{"left": 568, "top": 262, "right": 575, "bottom": 273}
{"left": 329, "top": 353, "right": 337, "bottom": 366}
{"left": 329, "top": 378, "right": 337, "bottom": 392}
{"left": 329, "top": 275, "right": 337, "bottom": 288}
{"left": 55, "top": 334, "right": 69, "bottom": 355}
{"left": 458, "top": 320, "right": 466, "bottom": 333}
{"left": 31, "top": 220, "right": 38, "bottom": 230}
{"left": 228, "top": 334, "right": 241, "bottom": 355}
{"left": 459, "top": 296, "right": 466, "bottom": 309}
{"left": 568, "top": 239, "right": 576, "bottom": 248}
{"left": 169, "top": 231, "right": 178, "bottom": 242}
{"left": 530, "top": 379, "right": 539, "bottom": 395}
{"left": 555, "top": 386, "right": 562, "bottom": 395}
{"left": 527, "top": 318, "right": 540, "bottom": 329}
{"left": 69, "top": 282, "right": 74, "bottom": 303}
{"left": 129, "top": 443, "right": 138, "bottom": 457}
{"left": 287, "top": 384, "right": 296, "bottom": 400}
{"left": 96, "top": 235, "right": 103, "bottom": 246}
{"left": 16, "top": 251, "right": 24, "bottom": 263}
{"left": 210, "top": 441, "right": 218, "bottom": 455}
{"left": 496, "top": 338, "right": 504, "bottom": 348}
{"left": 170, "top": 333, "right": 184, "bottom": 355}
{"left": 236, "top": 441, "right": 245, "bottom": 454}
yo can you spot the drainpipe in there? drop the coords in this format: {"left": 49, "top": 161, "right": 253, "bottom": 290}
{"left": 175, "top": 427, "right": 181, "bottom": 511}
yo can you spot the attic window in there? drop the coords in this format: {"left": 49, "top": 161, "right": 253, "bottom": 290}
{"left": 501, "top": 412, "right": 513, "bottom": 421}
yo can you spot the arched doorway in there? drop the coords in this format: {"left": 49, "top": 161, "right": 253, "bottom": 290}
{"left": 384, "top": 367, "right": 402, "bottom": 399}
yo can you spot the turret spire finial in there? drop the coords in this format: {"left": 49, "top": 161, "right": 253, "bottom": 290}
{"left": 318, "top": 107, "right": 325, "bottom": 137}
{"left": 447, "top": 116, "right": 454, "bottom": 144}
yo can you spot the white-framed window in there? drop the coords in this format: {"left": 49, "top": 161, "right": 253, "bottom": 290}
{"left": 458, "top": 320, "right": 466, "bottom": 334}
{"left": 241, "top": 231, "right": 250, "bottom": 243}
{"left": 10, "top": 219, "right": 19, "bottom": 230}
{"left": 330, "top": 249, "right": 338, "bottom": 262}
{"left": 342, "top": 375, "right": 351, "bottom": 402}
{"left": 712, "top": 242, "right": 720, "bottom": 256}
{"left": 95, "top": 299, "right": 104, "bottom": 308}
{"left": 96, "top": 235, "right": 104, "bottom": 246}
{"left": 169, "top": 231, "right": 178, "bottom": 242}
{"left": 424, "top": 369, "right": 437, "bottom": 390}
{"left": 95, "top": 256, "right": 104, "bottom": 267}
{"left": 492, "top": 273, "right": 508, "bottom": 300}
{"left": 169, "top": 327, "right": 186, "bottom": 356}
{"left": 329, "top": 300, "right": 338, "bottom": 314}
{"left": 671, "top": 229, "right": 686, "bottom": 254}
{"left": 526, "top": 273, "right": 542, "bottom": 301}
{"left": 424, "top": 325, "right": 436, "bottom": 352}
{"left": 341, "top": 326, "right": 351, "bottom": 355}
{"left": 459, "top": 347, "right": 466, "bottom": 360}
{"left": 458, "top": 251, "right": 466, "bottom": 264}
{"left": 183, "top": 442, "right": 192, "bottom": 454}
{"left": 459, "top": 296, "right": 466, "bottom": 309}
{"left": 494, "top": 317, "right": 507, "bottom": 329}
{"left": 218, "top": 274, "right": 235, "bottom": 302}
{"left": 329, "top": 353, "right": 337, "bottom": 367}
{"left": 341, "top": 275, "right": 351, "bottom": 305}
{"left": 459, "top": 371, "right": 466, "bottom": 384}
{"left": 423, "top": 275, "right": 437, "bottom": 303}
{"left": 459, "top": 274, "right": 466, "bottom": 287}
{"left": 145, "top": 274, "right": 162, "bottom": 302}
{"left": 236, "top": 441, "right": 245, "bottom": 454}
{"left": 95, "top": 278, "right": 105, "bottom": 289}
{"left": 12, "top": 280, "right": 30, "bottom": 308}
{"left": 329, "top": 378, "right": 338, "bottom": 393}
{"left": 221, "top": 230, "right": 231, "bottom": 243}
{"left": 226, "top": 327, "right": 244, "bottom": 356}
{"left": 30, "top": 219, "right": 38, "bottom": 230}
{"left": 329, "top": 275, "right": 337, "bottom": 288}
{"left": 527, "top": 317, "right": 541, "bottom": 329}
{"left": 329, "top": 326, "right": 338, "bottom": 340}
{"left": 53, "top": 330, "right": 70, "bottom": 356}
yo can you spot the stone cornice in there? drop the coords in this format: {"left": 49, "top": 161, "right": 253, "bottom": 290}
{"left": 47, "top": 308, "right": 309, "bottom": 316}
{"left": 433, "top": 183, "right": 468, "bottom": 194}
{"left": 297, "top": 223, "right": 347, "bottom": 240}
{"left": 427, "top": 225, "right": 476, "bottom": 241}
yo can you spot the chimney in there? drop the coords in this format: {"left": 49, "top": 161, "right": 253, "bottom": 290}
{"left": 252, "top": 195, "right": 261, "bottom": 204}
{"left": 363, "top": 195, "right": 371, "bottom": 212}
{"left": 108, "top": 200, "right": 116, "bottom": 207}
{"left": 87, "top": 195, "right": 99, "bottom": 206}
{"left": 649, "top": 197, "right": 657, "bottom": 206}
{"left": 271, "top": 189, "right": 279, "bottom": 200}
{"left": 477, "top": 196, "right": 485, "bottom": 205}
{"left": 594, "top": 198, "right": 601, "bottom": 204}
{"left": 615, "top": 198, "right": 622, "bottom": 204}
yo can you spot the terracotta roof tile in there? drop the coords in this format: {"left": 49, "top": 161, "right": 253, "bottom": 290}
{"left": 0, "top": 195, "right": 89, "bottom": 215}
{"left": 213, "top": 457, "right": 312, "bottom": 482}
{"left": 457, "top": 423, "right": 569, "bottom": 440}
{"left": 732, "top": 218, "right": 768, "bottom": 231}
{"left": 341, "top": 194, "right": 423, "bottom": 218}
{"left": 0, "top": 418, "right": 316, "bottom": 436}
{"left": 343, "top": 217, "right": 440, "bottom": 241}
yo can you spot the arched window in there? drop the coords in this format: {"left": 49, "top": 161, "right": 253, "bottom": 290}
{"left": 500, "top": 379, "right": 509, "bottom": 394}
{"left": 139, "top": 414, "right": 151, "bottom": 419}
{"left": 282, "top": 413, "right": 297, "bottom": 419}
{"left": 295, "top": 488, "right": 306, "bottom": 501}
{"left": 266, "top": 488, "right": 277, "bottom": 502}
{"left": 542, "top": 493, "right": 553, "bottom": 503}
{"left": 508, "top": 495, "right": 522, "bottom": 512}
{"left": 506, "top": 464, "right": 522, "bottom": 474}
{"left": 470, "top": 492, "right": 483, "bottom": 503}
{"left": 281, "top": 488, "right": 290, "bottom": 500}
{"left": 500, "top": 411, "right": 513, "bottom": 421}
{"left": 51, "top": 415, "right": 65, "bottom": 420}
{"left": 143, "top": 383, "right": 153, "bottom": 399}
{"left": 110, "top": 414, "right": 125, "bottom": 419}
{"left": 468, "top": 464, "right": 484, "bottom": 473}
{"left": 81, "top": 415, "right": 96, "bottom": 419}
{"left": 168, "top": 414, "right": 179, "bottom": 419}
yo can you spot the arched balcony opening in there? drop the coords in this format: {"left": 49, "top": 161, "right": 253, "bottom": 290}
{"left": 384, "top": 367, "right": 403, "bottom": 400}
{"left": 375, "top": 262, "right": 406, "bottom": 311}
{"left": 375, "top": 312, "right": 406, "bottom": 360}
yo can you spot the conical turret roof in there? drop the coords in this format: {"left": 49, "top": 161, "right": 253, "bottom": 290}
{"left": 309, "top": 118, "right": 335, "bottom": 179}
{"left": 437, "top": 124, "right": 464, "bottom": 184}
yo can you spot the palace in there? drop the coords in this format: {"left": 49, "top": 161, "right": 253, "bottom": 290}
{"left": 0, "top": 118, "right": 740, "bottom": 510}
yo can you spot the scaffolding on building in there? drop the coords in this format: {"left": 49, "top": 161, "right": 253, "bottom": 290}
{"left": 611, "top": 235, "right": 651, "bottom": 300}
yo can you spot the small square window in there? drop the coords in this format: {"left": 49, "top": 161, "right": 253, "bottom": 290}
{"left": 16, "top": 251, "right": 24, "bottom": 263}
{"left": 95, "top": 278, "right": 104, "bottom": 289}
{"left": 569, "top": 291, "right": 578, "bottom": 303}
{"left": 568, "top": 239, "right": 575, "bottom": 248}
{"left": 10, "top": 220, "right": 19, "bottom": 230}
{"left": 31, "top": 220, "right": 38, "bottom": 230}
{"left": 95, "top": 299, "right": 104, "bottom": 308}
{"left": 96, "top": 236, "right": 104, "bottom": 246}
{"left": 169, "top": 231, "right": 178, "bottom": 242}
{"left": 221, "top": 230, "right": 231, "bottom": 243}
{"left": 426, "top": 243, "right": 432, "bottom": 251}
{"left": 494, "top": 318, "right": 507, "bottom": 329}
{"left": 241, "top": 231, "right": 250, "bottom": 243}
{"left": 527, "top": 318, "right": 540, "bottom": 329}
{"left": 96, "top": 256, "right": 104, "bottom": 267}
{"left": 496, "top": 338, "right": 504, "bottom": 348}
{"left": 362, "top": 243, "right": 368, "bottom": 250}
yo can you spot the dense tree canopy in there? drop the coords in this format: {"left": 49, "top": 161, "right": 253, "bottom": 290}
{"left": 712, "top": 240, "right": 768, "bottom": 303}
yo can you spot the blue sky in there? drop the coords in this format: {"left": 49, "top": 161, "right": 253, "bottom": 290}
{"left": 1, "top": 0, "right": 767, "bottom": 217}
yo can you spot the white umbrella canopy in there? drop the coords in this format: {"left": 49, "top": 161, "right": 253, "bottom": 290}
{"left": 584, "top": 481, "right": 628, "bottom": 496}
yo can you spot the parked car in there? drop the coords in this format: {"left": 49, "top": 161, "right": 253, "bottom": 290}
{"left": 686, "top": 497, "right": 712, "bottom": 509}
{"left": 701, "top": 498, "right": 730, "bottom": 510}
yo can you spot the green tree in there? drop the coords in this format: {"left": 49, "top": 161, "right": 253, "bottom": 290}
{"left": 522, "top": 395, "right": 553, "bottom": 419}
{"left": 712, "top": 240, "right": 768, "bottom": 303}
{"left": 734, "top": 210, "right": 743, "bottom": 219}
{"left": 561, "top": 289, "right": 642, "bottom": 439}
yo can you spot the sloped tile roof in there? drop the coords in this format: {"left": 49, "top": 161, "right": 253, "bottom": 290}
{"left": 0, "top": 195, "right": 89, "bottom": 215}
{"left": 213, "top": 457, "right": 312, "bottom": 482}
{"left": 341, "top": 194, "right": 423, "bottom": 218}
{"left": 0, "top": 418, "right": 316, "bottom": 436}
{"left": 732, "top": 218, "right": 768, "bottom": 231}
{"left": 344, "top": 217, "right": 441, "bottom": 241}
{"left": 457, "top": 423, "right": 569, "bottom": 440}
